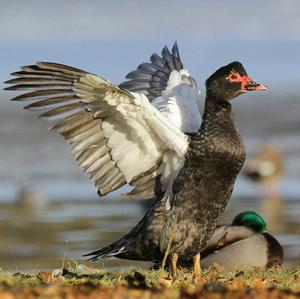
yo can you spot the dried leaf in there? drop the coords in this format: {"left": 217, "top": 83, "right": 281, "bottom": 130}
{"left": 211, "top": 263, "right": 225, "bottom": 272}
{"left": 37, "top": 271, "right": 54, "bottom": 284}
{"left": 227, "top": 277, "right": 246, "bottom": 290}
{"left": 217, "top": 232, "right": 227, "bottom": 247}
{"left": 250, "top": 277, "right": 265, "bottom": 289}
{"left": 158, "top": 276, "right": 173, "bottom": 288}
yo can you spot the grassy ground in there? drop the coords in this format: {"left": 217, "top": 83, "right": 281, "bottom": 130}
{"left": 0, "top": 265, "right": 300, "bottom": 298}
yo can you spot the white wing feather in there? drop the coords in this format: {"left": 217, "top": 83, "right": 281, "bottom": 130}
{"left": 119, "top": 43, "right": 202, "bottom": 134}
{"left": 152, "top": 69, "right": 202, "bottom": 133}
{"left": 75, "top": 74, "right": 188, "bottom": 201}
{"left": 6, "top": 63, "right": 188, "bottom": 205}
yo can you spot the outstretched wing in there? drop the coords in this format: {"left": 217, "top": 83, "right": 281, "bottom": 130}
{"left": 5, "top": 62, "right": 188, "bottom": 201}
{"left": 120, "top": 42, "right": 202, "bottom": 133}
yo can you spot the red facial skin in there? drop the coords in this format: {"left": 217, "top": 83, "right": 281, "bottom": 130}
{"left": 226, "top": 71, "right": 268, "bottom": 91}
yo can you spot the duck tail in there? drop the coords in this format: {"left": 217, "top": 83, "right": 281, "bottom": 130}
{"left": 83, "top": 238, "right": 127, "bottom": 261}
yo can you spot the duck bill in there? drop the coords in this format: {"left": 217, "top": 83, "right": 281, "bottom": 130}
{"left": 242, "top": 76, "right": 269, "bottom": 92}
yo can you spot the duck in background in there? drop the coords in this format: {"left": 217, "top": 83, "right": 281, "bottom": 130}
{"left": 243, "top": 145, "right": 285, "bottom": 231}
{"left": 200, "top": 211, "right": 284, "bottom": 268}
{"left": 15, "top": 186, "right": 48, "bottom": 211}
{"left": 243, "top": 145, "right": 284, "bottom": 197}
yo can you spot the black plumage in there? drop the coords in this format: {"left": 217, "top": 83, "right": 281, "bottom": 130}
{"left": 119, "top": 42, "right": 184, "bottom": 101}
{"left": 5, "top": 45, "right": 267, "bottom": 278}
{"left": 84, "top": 61, "right": 267, "bottom": 276}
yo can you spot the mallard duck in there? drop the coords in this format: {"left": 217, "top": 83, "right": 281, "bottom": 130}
{"left": 5, "top": 43, "right": 267, "bottom": 278}
{"left": 201, "top": 211, "right": 284, "bottom": 268}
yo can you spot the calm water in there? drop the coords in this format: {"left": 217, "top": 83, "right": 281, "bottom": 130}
{"left": 0, "top": 90, "right": 299, "bottom": 271}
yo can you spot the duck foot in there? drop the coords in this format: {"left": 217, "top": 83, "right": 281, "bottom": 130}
{"left": 158, "top": 253, "right": 178, "bottom": 285}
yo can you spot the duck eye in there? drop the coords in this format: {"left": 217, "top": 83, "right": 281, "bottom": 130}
{"left": 227, "top": 73, "right": 241, "bottom": 82}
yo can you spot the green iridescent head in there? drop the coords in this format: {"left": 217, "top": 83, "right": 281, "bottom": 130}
{"left": 232, "top": 211, "right": 267, "bottom": 233}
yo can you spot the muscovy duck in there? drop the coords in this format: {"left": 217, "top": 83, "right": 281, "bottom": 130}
{"left": 83, "top": 60, "right": 267, "bottom": 278}
{"left": 5, "top": 43, "right": 267, "bottom": 278}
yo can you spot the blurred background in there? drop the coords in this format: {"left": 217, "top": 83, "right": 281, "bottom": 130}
{"left": 0, "top": 0, "right": 299, "bottom": 272}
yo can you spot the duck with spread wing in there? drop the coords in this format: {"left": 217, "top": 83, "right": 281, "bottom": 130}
{"left": 5, "top": 43, "right": 268, "bottom": 278}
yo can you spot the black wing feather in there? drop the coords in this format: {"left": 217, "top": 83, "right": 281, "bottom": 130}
{"left": 119, "top": 42, "right": 184, "bottom": 101}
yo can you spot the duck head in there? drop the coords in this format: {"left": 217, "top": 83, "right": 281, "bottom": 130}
{"left": 232, "top": 211, "right": 267, "bottom": 233}
{"left": 206, "top": 61, "right": 268, "bottom": 101}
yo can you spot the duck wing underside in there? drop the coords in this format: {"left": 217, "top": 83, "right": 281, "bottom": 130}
{"left": 5, "top": 62, "right": 188, "bottom": 201}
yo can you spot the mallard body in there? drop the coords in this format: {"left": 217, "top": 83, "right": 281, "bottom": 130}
{"left": 201, "top": 212, "right": 284, "bottom": 268}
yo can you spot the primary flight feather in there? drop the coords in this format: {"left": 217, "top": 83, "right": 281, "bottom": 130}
{"left": 5, "top": 43, "right": 201, "bottom": 206}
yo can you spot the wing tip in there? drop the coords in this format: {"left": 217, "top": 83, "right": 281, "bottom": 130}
{"left": 172, "top": 41, "right": 179, "bottom": 55}
{"left": 119, "top": 42, "right": 184, "bottom": 99}
{"left": 3, "top": 85, "right": 17, "bottom": 91}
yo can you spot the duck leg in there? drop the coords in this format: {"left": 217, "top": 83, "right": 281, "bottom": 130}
{"left": 170, "top": 253, "right": 178, "bottom": 279}
{"left": 193, "top": 253, "right": 201, "bottom": 278}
